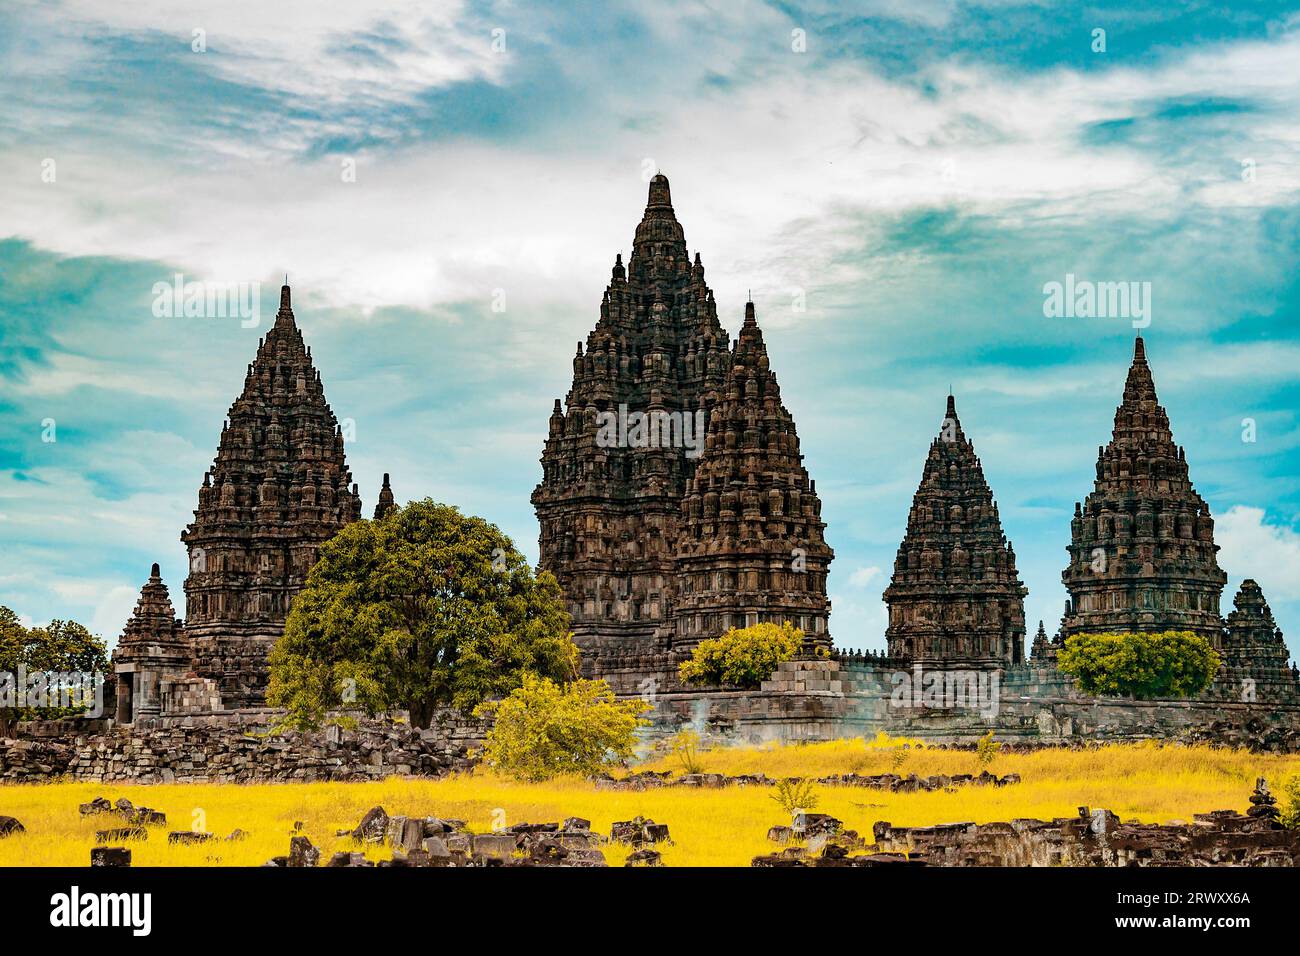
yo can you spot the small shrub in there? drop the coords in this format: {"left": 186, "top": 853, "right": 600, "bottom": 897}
{"left": 678, "top": 621, "right": 803, "bottom": 689}
{"left": 474, "top": 675, "right": 650, "bottom": 782}
{"left": 670, "top": 729, "right": 704, "bottom": 775}
{"left": 771, "top": 778, "right": 819, "bottom": 818}
{"left": 890, "top": 745, "right": 910, "bottom": 773}
{"left": 975, "top": 731, "right": 1001, "bottom": 770}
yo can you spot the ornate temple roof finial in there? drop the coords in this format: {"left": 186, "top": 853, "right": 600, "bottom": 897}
{"left": 150, "top": 562, "right": 161, "bottom": 579}
{"left": 647, "top": 172, "right": 671, "bottom": 209}
{"left": 374, "top": 472, "right": 396, "bottom": 520}
{"left": 275, "top": 278, "right": 295, "bottom": 328}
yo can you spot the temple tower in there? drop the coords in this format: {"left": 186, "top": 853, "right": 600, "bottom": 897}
{"left": 884, "top": 395, "right": 1027, "bottom": 666}
{"left": 673, "top": 301, "right": 833, "bottom": 649}
{"left": 1221, "top": 579, "right": 1294, "bottom": 692}
{"left": 1059, "top": 338, "right": 1226, "bottom": 643}
{"left": 374, "top": 473, "right": 396, "bottom": 519}
{"left": 111, "top": 563, "right": 189, "bottom": 723}
{"left": 532, "top": 174, "right": 732, "bottom": 656}
{"left": 181, "top": 283, "right": 362, "bottom": 707}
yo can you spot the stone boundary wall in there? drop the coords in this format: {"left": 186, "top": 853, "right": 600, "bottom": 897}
{"left": 1, "top": 713, "right": 489, "bottom": 784}
{"left": 642, "top": 659, "right": 1300, "bottom": 751}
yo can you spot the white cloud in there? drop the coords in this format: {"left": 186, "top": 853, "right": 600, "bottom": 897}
{"left": 848, "top": 566, "right": 883, "bottom": 588}
{"left": 1217, "top": 505, "right": 1300, "bottom": 602}
{"left": 38, "top": 1, "right": 507, "bottom": 107}
{"left": 3, "top": 21, "right": 1299, "bottom": 321}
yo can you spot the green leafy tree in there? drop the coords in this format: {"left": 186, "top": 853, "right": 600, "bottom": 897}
{"left": 0, "top": 607, "right": 25, "bottom": 736}
{"left": 678, "top": 621, "right": 804, "bottom": 689}
{"left": 268, "top": 499, "right": 578, "bottom": 729}
{"left": 26, "top": 619, "right": 109, "bottom": 674}
{"left": 474, "top": 674, "right": 651, "bottom": 782}
{"left": 1056, "top": 630, "right": 1220, "bottom": 700}
{"left": 0, "top": 608, "right": 108, "bottom": 735}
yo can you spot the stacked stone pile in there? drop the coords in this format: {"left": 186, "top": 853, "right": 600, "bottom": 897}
{"left": 0, "top": 737, "right": 74, "bottom": 781}
{"left": 1, "top": 719, "right": 476, "bottom": 784}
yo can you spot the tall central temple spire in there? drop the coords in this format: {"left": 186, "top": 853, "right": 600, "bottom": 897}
{"left": 1058, "top": 337, "right": 1226, "bottom": 644}
{"left": 533, "top": 176, "right": 830, "bottom": 682}
{"left": 884, "top": 394, "right": 1026, "bottom": 666}
{"left": 533, "top": 174, "right": 733, "bottom": 656}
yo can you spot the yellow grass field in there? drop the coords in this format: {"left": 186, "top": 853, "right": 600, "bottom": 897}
{"left": 1, "top": 739, "right": 1297, "bottom": 867}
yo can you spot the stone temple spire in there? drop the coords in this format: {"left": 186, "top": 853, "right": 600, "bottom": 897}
{"left": 111, "top": 563, "right": 189, "bottom": 723}
{"left": 1031, "top": 620, "right": 1051, "bottom": 661}
{"left": 374, "top": 472, "right": 396, "bottom": 519}
{"left": 532, "top": 173, "right": 733, "bottom": 655}
{"left": 181, "top": 280, "right": 363, "bottom": 708}
{"left": 1059, "top": 337, "right": 1226, "bottom": 644}
{"left": 885, "top": 394, "right": 1027, "bottom": 666}
{"left": 674, "top": 300, "right": 833, "bottom": 650}
{"left": 1221, "top": 579, "right": 1294, "bottom": 691}
{"left": 120, "top": 563, "right": 183, "bottom": 645}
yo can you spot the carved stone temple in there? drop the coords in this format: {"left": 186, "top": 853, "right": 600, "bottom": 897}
{"left": 111, "top": 563, "right": 189, "bottom": 722}
{"left": 111, "top": 284, "right": 392, "bottom": 720}
{"left": 532, "top": 174, "right": 832, "bottom": 690}
{"left": 673, "top": 301, "right": 833, "bottom": 653}
{"left": 1055, "top": 337, "right": 1228, "bottom": 649}
{"left": 883, "top": 395, "right": 1027, "bottom": 667}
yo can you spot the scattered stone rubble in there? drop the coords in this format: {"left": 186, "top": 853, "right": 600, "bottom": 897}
{"left": 95, "top": 826, "right": 147, "bottom": 843}
{"left": 754, "top": 779, "right": 1300, "bottom": 867}
{"left": 594, "top": 769, "right": 1018, "bottom": 793}
{"left": 0, "top": 738, "right": 74, "bottom": 782}
{"left": 90, "top": 847, "right": 131, "bottom": 867}
{"left": 273, "top": 807, "right": 623, "bottom": 867}
{"left": 80, "top": 795, "right": 167, "bottom": 827}
{"left": 610, "top": 816, "right": 671, "bottom": 846}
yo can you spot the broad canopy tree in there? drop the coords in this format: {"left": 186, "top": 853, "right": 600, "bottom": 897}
{"left": 268, "top": 499, "right": 578, "bottom": 729}
{"left": 0, "top": 607, "right": 109, "bottom": 736}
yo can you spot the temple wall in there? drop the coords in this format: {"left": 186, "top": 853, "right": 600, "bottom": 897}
{"left": 1, "top": 713, "right": 487, "bottom": 784}
{"left": 640, "top": 659, "right": 1300, "bottom": 751}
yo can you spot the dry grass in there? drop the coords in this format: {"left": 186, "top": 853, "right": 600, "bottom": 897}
{"left": 1, "top": 739, "right": 1297, "bottom": 867}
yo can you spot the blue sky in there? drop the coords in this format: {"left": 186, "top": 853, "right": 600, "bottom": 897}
{"left": 1, "top": 1, "right": 1298, "bottom": 655}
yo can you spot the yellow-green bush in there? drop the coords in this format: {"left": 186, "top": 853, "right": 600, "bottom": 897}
{"left": 678, "top": 621, "right": 803, "bottom": 688}
{"left": 474, "top": 674, "right": 650, "bottom": 782}
{"left": 1056, "top": 630, "right": 1220, "bottom": 699}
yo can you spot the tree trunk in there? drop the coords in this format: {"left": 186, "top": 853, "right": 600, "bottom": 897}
{"left": 408, "top": 700, "right": 435, "bottom": 730}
